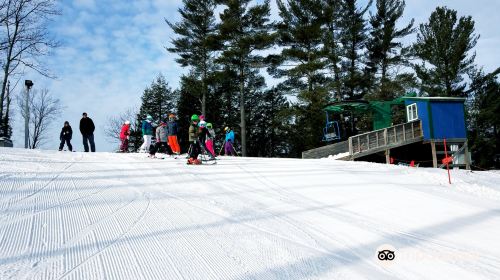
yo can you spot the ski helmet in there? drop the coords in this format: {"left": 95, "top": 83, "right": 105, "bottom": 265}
{"left": 146, "top": 115, "right": 153, "bottom": 120}
{"left": 125, "top": 120, "right": 130, "bottom": 125}
{"left": 199, "top": 120, "right": 206, "bottom": 128}
{"left": 191, "top": 114, "right": 199, "bottom": 121}
{"left": 206, "top": 122, "right": 212, "bottom": 128}
{"left": 200, "top": 115, "right": 205, "bottom": 121}
{"left": 169, "top": 113, "right": 175, "bottom": 119}
{"left": 224, "top": 127, "right": 229, "bottom": 131}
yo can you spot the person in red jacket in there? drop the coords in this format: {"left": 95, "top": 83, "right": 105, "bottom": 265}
{"left": 119, "top": 121, "right": 131, "bottom": 152}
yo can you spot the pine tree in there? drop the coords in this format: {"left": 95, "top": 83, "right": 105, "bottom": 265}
{"left": 413, "top": 7, "right": 479, "bottom": 97}
{"left": 468, "top": 67, "right": 500, "bottom": 169}
{"left": 366, "top": 0, "right": 415, "bottom": 100}
{"left": 248, "top": 86, "right": 291, "bottom": 157}
{"left": 273, "top": 0, "right": 329, "bottom": 151}
{"left": 176, "top": 74, "right": 202, "bottom": 152}
{"left": 138, "top": 74, "right": 177, "bottom": 124}
{"left": 216, "top": 0, "right": 274, "bottom": 156}
{"left": 339, "top": 0, "right": 372, "bottom": 100}
{"left": 167, "top": 0, "right": 218, "bottom": 117}
{"left": 322, "top": 0, "right": 343, "bottom": 101}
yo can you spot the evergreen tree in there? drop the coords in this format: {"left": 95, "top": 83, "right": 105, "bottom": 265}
{"left": 322, "top": 0, "right": 343, "bottom": 101}
{"left": 248, "top": 86, "right": 291, "bottom": 157}
{"left": 468, "top": 67, "right": 500, "bottom": 169}
{"left": 138, "top": 74, "right": 177, "bottom": 124}
{"left": 413, "top": 7, "right": 479, "bottom": 97}
{"left": 339, "top": 0, "right": 372, "bottom": 100}
{"left": 366, "top": 0, "right": 415, "bottom": 100}
{"left": 176, "top": 74, "right": 202, "bottom": 152}
{"left": 216, "top": 0, "right": 274, "bottom": 156}
{"left": 167, "top": 0, "right": 218, "bottom": 117}
{"left": 273, "top": 0, "right": 329, "bottom": 151}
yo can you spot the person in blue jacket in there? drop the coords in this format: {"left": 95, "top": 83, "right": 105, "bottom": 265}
{"left": 139, "top": 115, "right": 154, "bottom": 152}
{"left": 224, "top": 127, "right": 235, "bottom": 156}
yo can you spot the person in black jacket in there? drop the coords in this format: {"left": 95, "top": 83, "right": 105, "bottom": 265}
{"left": 59, "top": 121, "right": 73, "bottom": 151}
{"left": 79, "top": 112, "right": 96, "bottom": 152}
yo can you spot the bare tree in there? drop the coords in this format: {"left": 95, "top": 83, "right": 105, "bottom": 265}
{"left": 103, "top": 107, "right": 138, "bottom": 144}
{"left": 17, "top": 88, "right": 61, "bottom": 149}
{"left": 0, "top": 0, "right": 60, "bottom": 133}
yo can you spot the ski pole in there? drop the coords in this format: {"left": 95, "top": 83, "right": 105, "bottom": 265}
{"left": 230, "top": 141, "right": 240, "bottom": 156}
{"left": 218, "top": 141, "right": 225, "bottom": 156}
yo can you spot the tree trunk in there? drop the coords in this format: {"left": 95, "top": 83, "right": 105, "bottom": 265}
{"left": 202, "top": 71, "right": 206, "bottom": 117}
{"left": 239, "top": 64, "right": 246, "bottom": 157}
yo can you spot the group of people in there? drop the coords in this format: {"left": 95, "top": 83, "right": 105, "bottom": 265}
{"left": 187, "top": 114, "right": 236, "bottom": 165}
{"left": 58, "top": 112, "right": 96, "bottom": 152}
{"left": 118, "top": 114, "right": 181, "bottom": 155}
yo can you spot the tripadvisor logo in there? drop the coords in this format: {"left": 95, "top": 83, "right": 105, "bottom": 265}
{"left": 376, "top": 244, "right": 397, "bottom": 267}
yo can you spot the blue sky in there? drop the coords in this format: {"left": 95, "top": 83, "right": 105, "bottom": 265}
{"left": 11, "top": 0, "right": 500, "bottom": 152}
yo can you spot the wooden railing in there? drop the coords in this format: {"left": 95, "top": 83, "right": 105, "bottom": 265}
{"left": 348, "top": 120, "right": 422, "bottom": 156}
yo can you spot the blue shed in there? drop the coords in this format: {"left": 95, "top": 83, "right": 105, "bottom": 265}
{"left": 403, "top": 97, "right": 467, "bottom": 141}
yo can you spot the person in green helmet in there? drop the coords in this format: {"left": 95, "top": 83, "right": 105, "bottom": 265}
{"left": 187, "top": 114, "right": 201, "bottom": 164}
{"left": 205, "top": 122, "right": 216, "bottom": 156}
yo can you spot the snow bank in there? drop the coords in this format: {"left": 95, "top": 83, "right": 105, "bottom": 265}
{"left": 1, "top": 147, "right": 500, "bottom": 279}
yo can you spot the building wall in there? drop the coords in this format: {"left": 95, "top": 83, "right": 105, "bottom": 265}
{"left": 405, "top": 100, "right": 432, "bottom": 140}
{"left": 430, "top": 102, "right": 467, "bottom": 139}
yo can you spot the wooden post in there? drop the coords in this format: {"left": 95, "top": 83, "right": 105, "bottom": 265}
{"left": 357, "top": 137, "right": 361, "bottom": 153}
{"left": 393, "top": 126, "right": 397, "bottom": 143}
{"left": 348, "top": 137, "right": 353, "bottom": 155}
{"left": 464, "top": 141, "right": 471, "bottom": 170}
{"left": 366, "top": 134, "right": 370, "bottom": 150}
{"left": 431, "top": 141, "right": 438, "bottom": 168}
{"left": 403, "top": 125, "right": 406, "bottom": 141}
{"left": 411, "top": 121, "right": 415, "bottom": 138}
{"left": 384, "top": 128, "right": 387, "bottom": 146}
{"left": 385, "top": 149, "right": 390, "bottom": 164}
{"left": 376, "top": 132, "right": 379, "bottom": 148}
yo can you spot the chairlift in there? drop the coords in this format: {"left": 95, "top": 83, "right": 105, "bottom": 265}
{"left": 322, "top": 111, "right": 341, "bottom": 142}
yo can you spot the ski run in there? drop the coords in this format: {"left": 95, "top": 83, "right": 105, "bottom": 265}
{"left": 1, "top": 147, "right": 500, "bottom": 280}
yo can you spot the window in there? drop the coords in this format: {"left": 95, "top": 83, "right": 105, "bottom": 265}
{"left": 406, "top": 103, "right": 418, "bottom": 122}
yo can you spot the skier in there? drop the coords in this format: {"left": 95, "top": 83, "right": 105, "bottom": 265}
{"left": 224, "top": 127, "right": 235, "bottom": 156}
{"left": 79, "top": 112, "right": 96, "bottom": 152}
{"left": 59, "top": 121, "right": 73, "bottom": 151}
{"left": 205, "top": 123, "right": 216, "bottom": 157}
{"left": 167, "top": 114, "right": 181, "bottom": 155}
{"left": 149, "top": 121, "right": 173, "bottom": 157}
{"left": 140, "top": 115, "right": 154, "bottom": 152}
{"left": 119, "top": 121, "right": 131, "bottom": 152}
{"left": 187, "top": 114, "right": 201, "bottom": 165}
{"left": 198, "top": 120, "right": 215, "bottom": 159}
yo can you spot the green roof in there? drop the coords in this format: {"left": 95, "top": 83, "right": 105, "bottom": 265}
{"left": 402, "top": 96, "right": 466, "bottom": 102}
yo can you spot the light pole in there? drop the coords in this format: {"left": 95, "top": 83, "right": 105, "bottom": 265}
{"left": 24, "top": 80, "right": 33, "bottom": 149}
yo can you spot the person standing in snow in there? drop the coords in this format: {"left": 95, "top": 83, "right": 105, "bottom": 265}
{"left": 167, "top": 114, "right": 181, "bottom": 155}
{"left": 59, "top": 121, "right": 73, "bottom": 151}
{"left": 149, "top": 120, "right": 173, "bottom": 157}
{"left": 198, "top": 120, "right": 215, "bottom": 159}
{"left": 79, "top": 112, "right": 96, "bottom": 152}
{"left": 224, "top": 127, "right": 235, "bottom": 156}
{"left": 119, "top": 121, "right": 131, "bottom": 152}
{"left": 187, "top": 114, "right": 201, "bottom": 164}
{"left": 140, "top": 115, "right": 154, "bottom": 152}
{"left": 205, "top": 123, "right": 216, "bottom": 157}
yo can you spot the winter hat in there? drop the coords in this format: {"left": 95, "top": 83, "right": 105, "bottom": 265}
{"left": 199, "top": 115, "right": 205, "bottom": 121}
{"left": 64, "top": 121, "right": 70, "bottom": 126}
{"left": 169, "top": 113, "right": 175, "bottom": 118}
{"left": 191, "top": 114, "right": 199, "bottom": 121}
{"left": 146, "top": 115, "right": 153, "bottom": 120}
{"left": 206, "top": 123, "right": 212, "bottom": 128}
{"left": 199, "top": 120, "right": 206, "bottom": 128}
{"left": 125, "top": 120, "right": 130, "bottom": 125}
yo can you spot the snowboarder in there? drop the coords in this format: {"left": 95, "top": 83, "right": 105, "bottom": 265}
{"left": 79, "top": 112, "right": 96, "bottom": 152}
{"left": 149, "top": 121, "right": 173, "bottom": 157}
{"left": 59, "top": 121, "right": 73, "bottom": 151}
{"left": 167, "top": 114, "right": 181, "bottom": 155}
{"left": 205, "top": 123, "right": 216, "bottom": 157}
{"left": 140, "top": 115, "right": 154, "bottom": 152}
{"left": 198, "top": 120, "right": 215, "bottom": 159}
{"left": 187, "top": 114, "right": 201, "bottom": 165}
{"left": 224, "top": 127, "right": 235, "bottom": 156}
{"left": 119, "top": 121, "right": 131, "bottom": 152}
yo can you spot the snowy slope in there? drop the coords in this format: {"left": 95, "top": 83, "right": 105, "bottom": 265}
{"left": 0, "top": 147, "right": 499, "bottom": 280}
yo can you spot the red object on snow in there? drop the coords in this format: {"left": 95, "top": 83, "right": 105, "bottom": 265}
{"left": 390, "top": 157, "right": 394, "bottom": 164}
{"left": 410, "top": 160, "right": 415, "bottom": 167}
{"left": 120, "top": 124, "right": 131, "bottom": 140}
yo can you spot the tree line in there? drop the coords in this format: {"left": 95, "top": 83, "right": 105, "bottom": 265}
{"left": 144, "top": 0, "right": 496, "bottom": 167}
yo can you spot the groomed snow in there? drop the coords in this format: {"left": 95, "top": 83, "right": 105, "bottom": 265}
{"left": 1, "top": 147, "right": 499, "bottom": 279}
